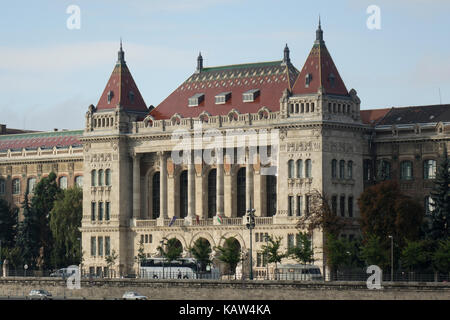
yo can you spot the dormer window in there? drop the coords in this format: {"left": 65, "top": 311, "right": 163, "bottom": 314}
{"left": 243, "top": 89, "right": 260, "bottom": 103}
{"left": 128, "top": 91, "right": 135, "bottom": 103}
{"left": 305, "top": 74, "right": 312, "bottom": 87}
{"left": 107, "top": 91, "right": 114, "bottom": 104}
{"left": 188, "top": 93, "right": 205, "bottom": 107}
{"left": 328, "top": 73, "right": 336, "bottom": 88}
{"left": 215, "top": 92, "right": 231, "bottom": 104}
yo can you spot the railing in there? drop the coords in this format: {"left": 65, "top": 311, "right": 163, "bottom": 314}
{"left": 255, "top": 217, "right": 273, "bottom": 225}
{"left": 221, "top": 217, "right": 243, "bottom": 225}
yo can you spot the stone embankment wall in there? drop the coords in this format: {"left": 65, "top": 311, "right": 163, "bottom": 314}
{"left": 0, "top": 278, "right": 449, "bottom": 300}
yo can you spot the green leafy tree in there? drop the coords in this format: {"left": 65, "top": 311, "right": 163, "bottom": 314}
{"left": 105, "top": 249, "right": 118, "bottom": 277}
{"left": 0, "top": 198, "right": 18, "bottom": 248}
{"left": 49, "top": 187, "right": 82, "bottom": 268}
{"left": 427, "top": 146, "right": 450, "bottom": 240}
{"left": 287, "top": 232, "right": 314, "bottom": 264}
{"left": 432, "top": 239, "right": 450, "bottom": 274}
{"left": 260, "top": 235, "right": 285, "bottom": 270}
{"left": 360, "top": 234, "right": 390, "bottom": 269}
{"left": 158, "top": 238, "right": 182, "bottom": 262}
{"left": 324, "top": 235, "right": 353, "bottom": 276}
{"left": 135, "top": 240, "right": 146, "bottom": 264}
{"left": 358, "top": 181, "right": 424, "bottom": 249}
{"left": 16, "top": 193, "right": 40, "bottom": 269}
{"left": 214, "top": 237, "right": 241, "bottom": 275}
{"left": 401, "top": 240, "right": 434, "bottom": 272}
{"left": 2, "top": 247, "right": 23, "bottom": 269}
{"left": 31, "top": 172, "right": 62, "bottom": 269}
{"left": 189, "top": 238, "right": 212, "bottom": 271}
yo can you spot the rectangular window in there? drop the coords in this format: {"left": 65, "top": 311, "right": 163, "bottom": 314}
{"left": 140, "top": 234, "right": 144, "bottom": 243}
{"left": 296, "top": 196, "right": 302, "bottom": 216}
{"left": 243, "top": 89, "right": 260, "bottom": 102}
{"left": 149, "top": 234, "right": 153, "bottom": 243}
{"left": 91, "top": 237, "right": 96, "bottom": 256}
{"left": 331, "top": 196, "right": 337, "bottom": 215}
{"left": 215, "top": 92, "right": 231, "bottom": 104}
{"left": 145, "top": 234, "right": 149, "bottom": 243}
{"left": 255, "top": 233, "right": 259, "bottom": 242}
{"left": 348, "top": 197, "right": 353, "bottom": 218}
{"left": 105, "top": 237, "right": 110, "bottom": 256}
{"left": 98, "top": 237, "right": 104, "bottom": 256}
{"left": 91, "top": 202, "right": 96, "bottom": 221}
{"left": 288, "top": 196, "right": 294, "bottom": 216}
{"left": 188, "top": 93, "right": 205, "bottom": 107}
{"left": 105, "top": 202, "right": 110, "bottom": 220}
{"left": 257, "top": 253, "right": 262, "bottom": 267}
{"left": 265, "top": 233, "right": 269, "bottom": 242}
{"left": 89, "top": 267, "right": 95, "bottom": 275}
{"left": 305, "top": 195, "right": 310, "bottom": 216}
{"left": 287, "top": 234, "right": 295, "bottom": 249}
{"left": 98, "top": 202, "right": 104, "bottom": 221}
{"left": 340, "top": 196, "right": 345, "bottom": 217}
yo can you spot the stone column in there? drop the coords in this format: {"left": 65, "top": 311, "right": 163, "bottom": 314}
{"left": 186, "top": 150, "right": 195, "bottom": 224}
{"left": 132, "top": 153, "right": 141, "bottom": 219}
{"left": 159, "top": 152, "right": 168, "bottom": 219}
{"left": 246, "top": 149, "right": 254, "bottom": 211}
{"left": 216, "top": 156, "right": 224, "bottom": 217}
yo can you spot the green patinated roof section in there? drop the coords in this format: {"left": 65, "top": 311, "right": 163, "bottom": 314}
{"left": 0, "top": 129, "right": 84, "bottom": 141}
{"left": 201, "top": 60, "right": 283, "bottom": 73}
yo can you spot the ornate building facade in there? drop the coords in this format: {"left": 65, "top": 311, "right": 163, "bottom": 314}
{"left": 1, "top": 24, "right": 449, "bottom": 277}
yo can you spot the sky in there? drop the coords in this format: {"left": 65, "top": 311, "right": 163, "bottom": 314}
{"left": 0, "top": 0, "right": 449, "bottom": 131}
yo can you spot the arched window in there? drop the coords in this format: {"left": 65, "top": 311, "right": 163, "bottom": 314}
{"left": 347, "top": 161, "right": 353, "bottom": 179}
{"left": 27, "top": 178, "right": 36, "bottom": 193}
{"left": 75, "top": 176, "right": 83, "bottom": 188}
{"left": 339, "top": 160, "right": 345, "bottom": 179}
{"left": 266, "top": 175, "right": 277, "bottom": 217}
{"left": 236, "top": 168, "right": 246, "bottom": 217}
{"left": 105, "top": 169, "right": 111, "bottom": 186}
{"left": 208, "top": 169, "right": 217, "bottom": 218}
{"left": 296, "top": 160, "right": 303, "bottom": 178}
{"left": 59, "top": 176, "right": 68, "bottom": 190}
{"left": 152, "top": 172, "right": 160, "bottom": 219}
{"left": 400, "top": 161, "right": 413, "bottom": 180}
{"left": 288, "top": 160, "right": 294, "bottom": 178}
{"left": 305, "top": 159, "right": 312, "bottom": 178}
{"left": 91, "top": 170, "right": 97, "bottom": 187}
{"left": 12, "top": 179, "right": 20, "bottom": 195}
{"left": 331, "top": 159, "right": 337, "bottom": 179}
{"left": 424, "top": 160, "right": 437, "bottom": 179}
{"left": 0, "top": 179, "right": 5, "bottom": 195}
{"left": 179, "top": 171, "right": 188, "bottom": 218}
{"left": 98, "top": 169, "right": 104, "bottom": 186}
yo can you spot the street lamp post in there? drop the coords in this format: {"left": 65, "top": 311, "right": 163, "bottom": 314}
{"left": 160, "top": 238, "right": 168, "bottom": 279}
{"left": 388, "top": 235, "right": 393, "bottom": 282}
{"left": 246, "top": 205, "right": 256, "bottom": 280}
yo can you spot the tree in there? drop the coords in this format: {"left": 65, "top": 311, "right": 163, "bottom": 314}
{"left": 287, "top": 232, "right": 314, "bottom": 264}
{"left": 427, "top": 146, "right": 450, "bottom": 240}
{"left": 0, "top": 198, "right": 18, "bottom": 248}
{"left": 31, "top": 172, "right": 62, "bottom": 269}
{"left": 401, "top": 240, "right": 434, "bottom": 272}
{"left": 260, "top": 235, "right": 285, "bottom": 271}
{"left": 360, "top": 234, "right": 390, "bottom": 269}
{"left": 158, "top": 238, "right": 182, "bottom": 262}
{"left": 2, "top": 247, "right": 23, "bottom": 269}
{"left": 214, "top": 237, "right": 241, "bottom": 276}
{"left": 189, "top": 238, "right": 212, "bottom": 272}
{"left": 358, "top": 181, "right": 424, "bottom": 249}
{"left": 105, "top": 249, "right": 118, "bottom": 277}
{"left": 296, "top": 190, "right": 350, "bottom": 237}
{"left": 135, "top": 240, "right": 146, "bottom": 264}
{"left": 15, "top": 193, "right": 40, "bottom": 269}
{"left": 323, "top": 234, "right": 358, "bottom": 277}
{"left": 432, "top": 239, "right": 450, "bottom": 274}
{"left": 49, "top": 187, "right": 82, "bottom": 268}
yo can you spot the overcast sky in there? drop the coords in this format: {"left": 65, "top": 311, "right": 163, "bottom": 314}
{"left": 0, "top": 0, "right": 449, "bottom": 131}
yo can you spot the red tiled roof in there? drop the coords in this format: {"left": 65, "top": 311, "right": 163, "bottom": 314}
{"left": 291, "top": 25, "right": 348, "bottom": 96}
{"left": 0, "top": 130, "right": 83, "bottom": 152}
{"left": 150, "top": 61, "right": 299, "bottom": 120}
{"left": 96, "top": 45, "right": 148, "bottom": 113}
{"left": 360, "top": 108, "right": 391, "bottom": 125}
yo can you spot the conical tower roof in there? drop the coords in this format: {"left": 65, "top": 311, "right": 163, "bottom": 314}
{"left": 96, "top": 41, "right": 148, "bottom": 113}
{"left": 292, "top": 20, "right": 348, "bottom": 96}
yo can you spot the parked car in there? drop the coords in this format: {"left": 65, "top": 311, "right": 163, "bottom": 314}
{"left": 28, "top": 289, "right": 53, "bottom": 300}
{"left": 122, "top": 291, "right": 148, "bottom": 300}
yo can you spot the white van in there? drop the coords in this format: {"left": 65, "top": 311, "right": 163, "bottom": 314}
{"left": 275, "top": 264, "right": 323, "bottom": 281}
